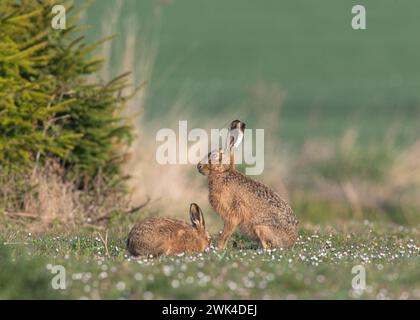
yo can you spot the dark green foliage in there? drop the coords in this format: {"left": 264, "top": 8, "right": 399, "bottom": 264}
{"left": 0, "top": 0, "right": 134, "bottom": 187}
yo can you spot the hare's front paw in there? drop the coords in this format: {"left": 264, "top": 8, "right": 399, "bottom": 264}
{"left": 217, "top": 239, "right": 227, "bottom": 250}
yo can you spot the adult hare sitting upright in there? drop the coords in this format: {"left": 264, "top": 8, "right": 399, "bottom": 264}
{"left": 197, "top": 120, "right": 298, "bottom": 250}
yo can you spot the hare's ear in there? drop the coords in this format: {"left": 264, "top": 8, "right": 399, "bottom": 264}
{"left": 190, "top": 203, "right": 205, "bottom": 230}
{"left": 228, "top": 120, "right": 246, "bottom": 148}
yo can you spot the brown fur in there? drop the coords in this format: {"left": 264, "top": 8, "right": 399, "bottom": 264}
{"left": 127, "top": 203, "right": 211, "bottom": 256}
{"left": 197, "top": 149, "right": 298, "bottom": 250}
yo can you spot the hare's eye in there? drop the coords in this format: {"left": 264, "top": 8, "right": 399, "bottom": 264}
{"left": 210, "top": 153, "right": 219, "bottom": 162}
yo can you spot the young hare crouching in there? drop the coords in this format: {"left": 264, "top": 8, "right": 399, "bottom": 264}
{"left": 127, "top": 203, "right": 211, "bottom": 257}
{"left": 197, "top": 120, "right": 298, "bottom": 250}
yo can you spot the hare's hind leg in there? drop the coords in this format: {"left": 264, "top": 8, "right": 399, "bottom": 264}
{"left": 255, "top": 225, "right": 297, "bottom": 249}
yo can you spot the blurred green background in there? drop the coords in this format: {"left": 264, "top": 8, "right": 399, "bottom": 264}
{"left": 81, "top": 0, "right": 420, "bottom": 147}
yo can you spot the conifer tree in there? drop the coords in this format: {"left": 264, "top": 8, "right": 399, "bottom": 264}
{"left": 0, "top": 0, "right": 135, "bottom": 189}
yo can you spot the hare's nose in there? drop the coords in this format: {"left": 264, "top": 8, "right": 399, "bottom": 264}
{"left": 197, "top": 163, "right": 203, "bottom": 170}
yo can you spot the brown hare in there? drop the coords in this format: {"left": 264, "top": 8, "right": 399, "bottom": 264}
{"left": 127, "top": 203, "right": 211, "bottom": 256}
{"left": 197, "top": 120, "right": 298, "bottom": 250}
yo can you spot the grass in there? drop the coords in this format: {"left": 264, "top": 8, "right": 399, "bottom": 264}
{"left": 1, "top": 222, "right": 419, "bottom": 299}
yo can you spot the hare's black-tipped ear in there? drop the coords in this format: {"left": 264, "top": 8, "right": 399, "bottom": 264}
{"left": 229, "top": 120, "right": 240, "bottom": 148}
{"left": 228, "top": 120, "right": 246, "bottom": 149}
{"left": 229, "top": 120, "right": 241, "bottom": 130}
{"left": 229, "top": 120, "right": 246, "bottom": 132}
{"left": 190, "top": 203, "right": 205, "bottom": 230}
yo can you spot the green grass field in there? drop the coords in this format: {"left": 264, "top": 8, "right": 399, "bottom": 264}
{"left": 82, "top": 0, "right": 420, "bottom": 146}
{"left": 1, "top": 222, "right": 419, "bottom": 299}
